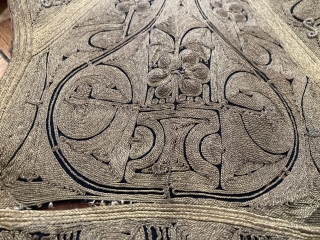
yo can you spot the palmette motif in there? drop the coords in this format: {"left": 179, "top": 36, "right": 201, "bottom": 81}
{"left": 39, "top": 0, "right": 298, "bottom": 201}
{"left": 0, "top": 0, "right": 305, "bottom": 210}
{"left": 0, "top": 0, "right": 319, "bottom": 239}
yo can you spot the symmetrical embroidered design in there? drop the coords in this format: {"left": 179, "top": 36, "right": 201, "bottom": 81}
{"left": 0, "top": 0, "right": 319, "bottom": 238}
{"left": 0, "top": 0, "right": 309, "bottom": 204}
{"left": 42, "top": 0, "right": 298, "bottom": 202}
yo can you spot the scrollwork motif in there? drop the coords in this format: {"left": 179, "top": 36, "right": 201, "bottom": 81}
{"left": 280, "top": 0, "right": 320, "bottom": 49}
{"left": 303, "top": 18, "right": 319, "bottom": 38}
{"left": 45, "top": 0, "right": 298, "bottom": 202}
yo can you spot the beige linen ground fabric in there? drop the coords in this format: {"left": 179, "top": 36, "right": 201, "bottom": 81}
{"left": 1, "top": 0, "right": 320, "bottom": 239}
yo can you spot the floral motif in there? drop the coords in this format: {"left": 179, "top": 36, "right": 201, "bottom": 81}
{"left": 148, "top": 49, "right": 210, "bottom": 99}
{"left": 211, "top": 0, "right": 248, "bottom": 23}
{"left": 116, "top": 0, "right": 151, "bottom": 13}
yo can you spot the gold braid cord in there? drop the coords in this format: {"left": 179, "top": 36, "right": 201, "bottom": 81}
{"left": 1, "top": 0, "right": 320, "bottom": 239}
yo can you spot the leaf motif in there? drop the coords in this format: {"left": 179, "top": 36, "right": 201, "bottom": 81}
{"left": 155, "top": 8, "right": 206, "bottom": 39}
{"left": 180, "top": 28, "right": 213, "bottom": 86}
{"left": 155, "top": 14, "right": 177, "bottom": 37}
{"left": 179, "top": 77, "right": 202, "bottom": 96}
{"left": 149, "top": 28, "right": 174, "bottom": 66}
{"left": 155, "top": 78, "right": 173, "bottom": 98}
{"left": 242, "top": 26, "right": 281, "bottom": 47}
{"left": 89, "top": 30, "right": 123, "bottom": 49}
{"left": 148, "top": 68, "right": 169, "bottom": 87}
{"left": 183, "top": 42, "right": 209, "bottom": 62}
{"left": 189, "top": 63, "right": 210, "bottom": 83}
